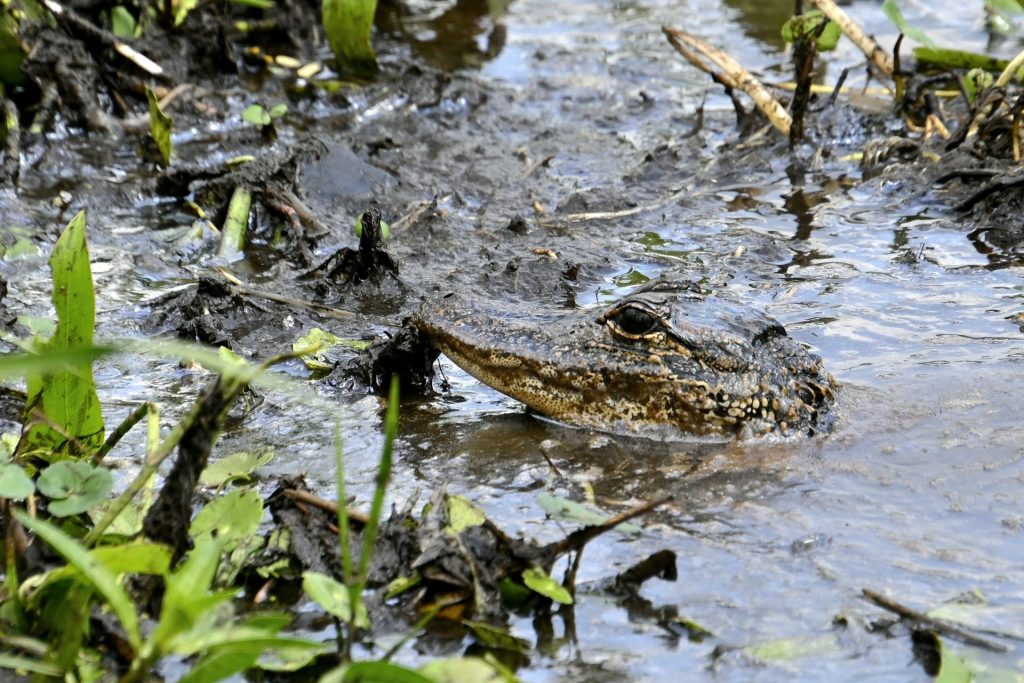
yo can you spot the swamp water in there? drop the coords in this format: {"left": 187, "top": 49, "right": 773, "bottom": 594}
{"left": 4, "top": 0, "right": 1024, "bottom": 680}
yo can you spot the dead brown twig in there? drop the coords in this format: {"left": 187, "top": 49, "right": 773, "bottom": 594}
{"left": 662, "top": 26, "right": 792, "bottom": 137}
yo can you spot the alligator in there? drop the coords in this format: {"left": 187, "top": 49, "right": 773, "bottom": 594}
{"left": 412, "top": 279, "right": 836, "bottom": 438}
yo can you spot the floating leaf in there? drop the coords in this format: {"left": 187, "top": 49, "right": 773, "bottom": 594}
{"left": 23, "top": 211, "right": 104, "bottom": 456}
{"left": 329, "top": 661, "right": 435, "bottom": 683}
{"left": 322, "top": 0, "right": 379, "bottom": 77}
{"left": 446, "top": 495, "right": 486, "bottom": 534}
{"left": 110, "top": 6, "right": 137, "bottom": 38}
{"left": 419, "top": 657, "right": 515, "bottom": 683}
{"left": 200, "top": 449, "right": 274, "bottom": 487}
{"left": 302, "top": 571, "right": 369, "bottom": 628}
{"left": 780, "top": 11, "right": 841, "bottom": 51}
{"left": 292, "top": 328, "right": 369, "bottom": 372}
{"left": 189, "top": 488, "right": 263, "bottom": 546}
{"left": 670, "top": 616, "right": 714, "bottom": 642}
{"left": 37, "top": 461, "right": 113, "bottom": 517}
{"left": 465, "top": 621, "right": 529, "bottom": 654}
{"left": 744, "top": 634, "right": 839, "bottom": 662}
{"left": 0, "top": 463, "right": 33, "bottom": 499}
{"left": 881, "top": 0, "right": 936, "bottom": 46}
{"left": 4, "top": 237, "right": 39, "bottom": 260}
{"left": 243, "top": 104, "right": 271, "bottom": 127}
{"left": 146, "top": 87, "right": 173, "bottom": 166}
{"left": 535, "top": 492, "right": 640, "bottom": 535}
{"left": 521, "top": 567, "right": 572, "bottom": 605}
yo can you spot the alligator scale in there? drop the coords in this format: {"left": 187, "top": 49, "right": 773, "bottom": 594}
{"left": 413, "top": 280, "right": 836, "bottom": 438}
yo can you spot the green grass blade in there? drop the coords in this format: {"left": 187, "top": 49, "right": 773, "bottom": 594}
{"left": 14, "top": 510, "right": 140, "bottom": 650}
{"left": 356, "top": 375, "right": 398, "bottom": 589}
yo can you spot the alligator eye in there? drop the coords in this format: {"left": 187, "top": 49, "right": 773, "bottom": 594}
{"left": 609, "top": 306, "right": 660, "bottom": 337}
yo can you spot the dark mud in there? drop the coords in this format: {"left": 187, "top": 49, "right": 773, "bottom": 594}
{"left": 4, "top": 0, "right": 1024, "bottom": 679}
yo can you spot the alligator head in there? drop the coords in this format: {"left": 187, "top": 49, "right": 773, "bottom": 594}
{"left": 413, "top": 279, "right": 836, "bottom": 438}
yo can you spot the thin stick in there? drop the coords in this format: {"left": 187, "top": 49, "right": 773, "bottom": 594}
{"left": 995, "top": 47, "right": 1024, "bottom": 88}
{"left": 40, "top": 0, "right": 164, "bottom": 76}
{"left": 281, "top": 488, "right": 368, "bottom": 525}
{"left": 861, "top": 588, "right": 1009, "bottom": 652}
{"left": 546, "top": 495, "right": 673, "bottom": 557}
{"left": 546, "top": 184, "right": 698, "bottom": 224}
{"left": 808, "top": 0, "right": 893, "bottom": 78}
{"left": 92, "top": 402, "right": 154, "bottom": 465}
{"left": 663, "top": 26, "right": 792, "bottom": 137}
{"left": 215, "top": 270, "right": 355, "bottom": 319}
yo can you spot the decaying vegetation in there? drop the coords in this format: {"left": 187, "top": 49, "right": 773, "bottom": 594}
{"left": 1, "top": 0, "right": 1023, "bottom": 680}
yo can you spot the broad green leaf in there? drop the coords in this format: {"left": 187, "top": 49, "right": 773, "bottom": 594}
{"left": 14, "top": 511, "right": 141, "bottom": 650}
{"left": 4, "top": 237, "right": 39, "bottom": 259}
{"left": 292, "top": 328, "right": 368, "bottom": 372}
{"left": 935, "top": 637, "right": 973, "bottom": 683}
{"left": 881, "top": 0, "right": 935, "bottom": 46}
{"left": 146, "top": 87, "right": 172, "bottom": 166}
{"left": 268, "top": 103, "right": 287, "bottom": 118}
{"left": 964, "top": 68, "right": 995, "bottom": 103}
{"left": 37, "top": 461, "right": 112, "bottom": 516}
{"left": 419, "top": 657, "right": 515, "bottom": 683}
{"left": 336, "top": 661, "right": 435, "bottom": 683}
{"left": 744, "top": 634, "right": 839, "bottom": 662}
{"left": 465, "top": 620, "right": 529, "bottom": 653}
{"left": 521, "top": 567, "right": 572, "bottom": 605}
{"left": 243, "top": 104, "right": 271, "bottom": 126}
{"left": 0, "top": 463, "right": 33, "bottom": 499}
{"left": 257, "top": 639, "right": 332, "bottom": 671}
{"left": 0, "top": 10, "right": 25, "bottom": 87}
{"left": 913, "top": 47, "right": 1011, "bottom": 73}
{"left": 189, "top": 487, "right": 263, "bottom": 546}
{"left": 497, "top": 576, "right": 532, "bottom": 607}
{"left": 23, "top": 211, "right": 104, "bottom": 455}
{"left": 780, "top": 11, "right": 841, "bottom": 51}
{"left": 88, "top": 498, "right": 149, "bottom": 538}
{"left": 110, "top": 6, "right": 137, "bottom": 38}
{"left": 353, "top": 214, "right": 392, "bottom": 239}
{"left": 90, "top": 542, "right": 172, "bottom": 576}
{"left": 302, "top": 571, "right": 369, "bottom": 628}
{"left": 179, "top": 644, "right": 260, "bottom": 683}
{"left": 151, "top": 536, "right": 228, "bottom": 652}
{"left": 200, "top": 449, "right": 274, "bottom": 487}
{"left": 28, "top": 542, "right": 172, "bottom": 590}
{"left": 322, "top": 0, "right": 379, "bottom": 77}
{"left": 173, "top": 0, "right": 199, "bottom": 26}
{"left": 446, "top": 495, "right": 486, "bottom": 534}
{"left": 535, "top": 492, "right": 640, "bottom": 535}
{"left": 383, "top": 573, "right": 421, "bottom": 599}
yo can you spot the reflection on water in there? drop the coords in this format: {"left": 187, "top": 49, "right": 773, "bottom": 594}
{"left": 721, "top": 0, "right": 800, "bottom": 49}
{"left": 378, "top": 0, "right": 512, "bottom": 70}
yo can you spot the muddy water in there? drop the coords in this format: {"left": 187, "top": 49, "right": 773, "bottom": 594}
{"left": 5, "top": 0, "right": 1024, "bottom": 679}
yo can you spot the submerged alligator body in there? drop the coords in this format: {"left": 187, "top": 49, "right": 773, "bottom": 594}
{"left": 413, "top": 280, "right": 836, "bottom": 438}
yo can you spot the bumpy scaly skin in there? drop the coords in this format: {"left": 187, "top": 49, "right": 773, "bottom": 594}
{"left": 413, "top": 280, "right": 836, "bottom": 438}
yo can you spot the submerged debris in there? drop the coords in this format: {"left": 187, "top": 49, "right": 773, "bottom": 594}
{"left": 342, "top": 317, "right": 438, "bottom": 394}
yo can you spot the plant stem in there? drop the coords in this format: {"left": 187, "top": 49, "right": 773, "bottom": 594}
{"left": 92, "top": 402, "right": 154, "bottom": 465}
